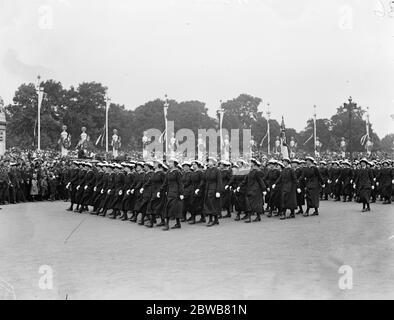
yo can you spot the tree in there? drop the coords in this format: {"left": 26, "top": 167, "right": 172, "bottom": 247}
{"left": 298, "top": 118, "right": 335, "bottom": 152}
{"left": 330, "top": 104, "right": 380, "bottom": 153}
{"left": 381, "top": 134, "right": 394, "bottom": 153}
{"left": 6, "top": 83, "right": 40, "bottom": 149}
{"left": 221, "top": 94, "right": 262, "bottom": 130}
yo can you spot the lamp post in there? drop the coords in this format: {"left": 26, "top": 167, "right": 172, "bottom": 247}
{"left": 36, "top": 75, "right": 44, "bottom": 151}
{"left": 313, "top": 105, "right": 317, "bottom": 156}
{"left": 266, "top": 104, "right": 271, "bottom": 155}
{"left": 163, "top": 94, "right": 169, "bottom": 157}
{"left": 105, "top": 96, "right": 110, "bottom": 153}
{"left": 344, "top": 96, "right": 357, "bottom": 160}
{"left": 218, "top": 100, "right": 224, "bottom": 154}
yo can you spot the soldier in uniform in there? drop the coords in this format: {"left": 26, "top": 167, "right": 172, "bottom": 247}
{"left": 201, "top": 157, "right": 222, "bottom": 227}
{"left": 108, "top": 163, "right": 126, "bottom": 219}
{"left": 354, "top": 158, "right": 374, "bottom": 212}
{"left": 121, "top": 162, "right": 136, "bottom": 221}
{"left": 301, "top": 156, "right": 324, "bottom": 217}
{"left": 90, "top": 163, "right": 106, "bottom": 214}
{"left": 338, "top": 160, "right": 354, "bottom": 202}
{"left": 376, "top": 160, "right": 394, "bottom": 204}
{"left": 66, "top": 161, "right": 81, "bottom": 212}
{"left": 329, "top": 161, "right": 342, "bottom": 201}
{"left": 231, "top": 160, "right": 249, "bottom": 221}
{"left": 293, "top": 159, "right": 306, "bottom": 214}
{"left": 135, "top": 162, "right": 154, "bottom": 225}
{"left": 159, "top": 158, "right": 184, "bottom": 230}
{"left": 188, "top": 160, "right": 205, "bottom": 224}
{"left": 128, "top": 162, "right": 145, "bottom": 222}
{"left": 78, "top": 162, "right": 96, "bottom": 213}
{"left": 319, "top": 161, "right": 330, "bottom": 200}
{"left": 238, "top": 158, "right": 266, "bottom": 223}
{"left": 0, "top": 160, "right": 9, "bottom": 205}
{"left": 220, "top": 160, "right": 233, "bottom": 218}
{"left": 181, "top": 161, "right": 193, "bottom": 222}
{"left": 273, "top": 158, "right": 297, "bottom": 220}
{"left": 145, "top": 160, "right": 167, "bottom": 227}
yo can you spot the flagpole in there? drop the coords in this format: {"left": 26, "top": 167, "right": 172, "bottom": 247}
{"left": 366, "top": 107, "right": 370, "bottom": 137}
{"left": 267, "top": 104, "right": 271, "bottom": 155}
{"left": 164, "top": 94, "right": 169, "bottom": 158}
{"left": 105, "top": 96, "right": 110, "bottom": 153}
{"left": 313, "top": 105, "right": 317, "bottom": 156}
{"left": 218, "top": 100, "right": 224, "bottom": 155}
{"left": 36, "top": 75, "right": 44, "bottom": 152}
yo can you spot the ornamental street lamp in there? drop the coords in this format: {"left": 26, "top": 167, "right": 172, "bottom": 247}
{"left": 344, "top": 96, "right": 357, "bottom": 160}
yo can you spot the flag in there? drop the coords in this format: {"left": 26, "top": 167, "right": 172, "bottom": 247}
{"left": 95, "top": 125, "right": 106, "bottom": 147}
{"left": 259, "top": 130, "right": 268, "bottom": 146}
{"left": 280, "top": 116, "right": 290, "bottom": 158}
{"left": 303, "top": 133, "right": 314, "bottom": 145}
{"left": 360, "top": 134, "right": 368, "bottom": 146}
{"left": 360, "top": 115, "right": 370, "bottom": 146}
{"left": 159, "top": 129, "right": 166, "bottom": 143}
{"left": 218, "top": 109, "right": 225, "bottom": 146}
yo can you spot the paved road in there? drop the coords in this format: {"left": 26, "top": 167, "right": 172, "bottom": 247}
{"left": 0, "top": 200, "right": 393, "bottom": 300}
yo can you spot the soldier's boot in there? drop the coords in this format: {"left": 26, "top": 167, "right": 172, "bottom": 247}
{"left": 234, "top": 213, "right": 241, "bottom": 221}
{"left": 289, "top": 210, "right": 295, "bottom": 219}
{"left": 223, "top": 210, "right": 231, "bottom": 218}
{"left": 171, "top": 219, "right": 181, "bottom": 229}
{"left": 145, "top": 216, "right": 155, "bottom": 228}
{"left": 66, "top": 204, "right": 74, "bottom": 211}
{"left": 162, "top": 218, "right": 170, "bottom": 231}
{"left": 252, "top": 213, "right": 261, "bottom": 222}
{"left": 244, "top": 213, "right": 252, "bottom": 223}
{"left": 207, "top": 215, "right": 219, "bottom": 227}
{"left": 119, "top": 211, "right": 128, "bottom": 221}
{"left": 310, "top": 208, "right": 319, "bottom": 216}
{"left": 99, "top": 209, "right": 107, "bottom": 217}
{"left": 188, "top": 215, "right": 196, "bottom": 224}
{"left": 109, "top": 210, "right": 118, "bottom": 219}
{"left": 138, "top": 214, "right": 146, "bottom": 225}
{"left": 280, "top": 210, "right": 286, "bottom": 220}
{"left": 156, "top": 218, "right": 165, "bottom": 227}
{"left": 196, "top": 215, "right": 206, "bottom": 223}
{"left": 129, "top": 212, "right": 138, "bottom": 222}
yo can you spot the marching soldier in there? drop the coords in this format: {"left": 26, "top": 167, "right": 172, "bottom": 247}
{"left": 201, "top": 157, "right": 222, "bottom": 227}
{"left": 273, "top": 157, "right": 297, "bottom": 220}
{"left": 376, "top": 160, "right": 394, "bottom": 204}
{"left": 181, "top": 161, "right": 193, "bottom": 222}
{"left": 354, "top": 158, "right": 374, "bottom": 212}
{"left": 220, "top": 160, "right": 233, "bottom": 219}
{"left": 238, "top": 158, "right": 266, "bottom": 223}
{"left": 301, "top": 157, "right": 324, "bottom": 217}
{"left": 145, "top": 160, "right": 167, "bottom": 227}
{"left": 159, "top": 158, "right": 184, "bottom": 230}
{"left": 189, "top": 160, "right": 205, "bottom": 224}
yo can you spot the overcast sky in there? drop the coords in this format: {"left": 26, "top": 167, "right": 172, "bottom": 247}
{"left": 0, "top": 0, "right": 393, "bottom": 137}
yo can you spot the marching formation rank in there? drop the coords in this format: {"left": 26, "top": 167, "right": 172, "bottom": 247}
{"left": 62, "top": 156, "right": 394, "bottom": 229}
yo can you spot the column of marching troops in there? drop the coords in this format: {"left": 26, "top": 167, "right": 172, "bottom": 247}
{"left": 62, "top": 155, "right": 394, "bottom": 230}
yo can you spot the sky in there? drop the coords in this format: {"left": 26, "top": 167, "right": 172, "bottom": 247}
{"left": 0, "top": 0, "right": 393, "bottom": 138}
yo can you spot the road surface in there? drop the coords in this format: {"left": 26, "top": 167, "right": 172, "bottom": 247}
{"left": 0, "top": 200, "right": 393, "bottom": 299}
